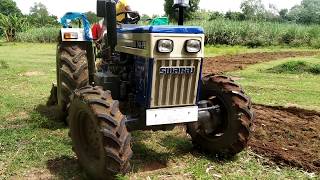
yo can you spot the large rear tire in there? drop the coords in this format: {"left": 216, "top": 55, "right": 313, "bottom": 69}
{"left": 57, "top": 42, "right": 89, "bottom": 120}
{"left": 187, "top": 75, "right": 254, "bottom": 156}
{"left": 68, "top": 86, "right": 132, "bottom": 179}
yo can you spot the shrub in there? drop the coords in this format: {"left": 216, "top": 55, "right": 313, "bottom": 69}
{"left": 0, "top": 60, "right": 9, "bottom": 69}
{"left": 16, "top": 27, "right": 59, "bottom": 43}
{"left": 187, "top": 19, "right": 320, "bottom": 47}
{"left": 265, "top": 61, "right": 320, "bottom": 75}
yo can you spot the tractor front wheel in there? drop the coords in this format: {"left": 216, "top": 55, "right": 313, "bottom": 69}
{"left": 68, "top": 86, "right": 132, "bottom": 179}
{"left": 187, "top": 75, "right": 254, "bottom": 156}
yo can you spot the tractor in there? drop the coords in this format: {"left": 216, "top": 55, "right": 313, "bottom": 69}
{"left": 47, "top": 0, "right": 254, "bottom": 179}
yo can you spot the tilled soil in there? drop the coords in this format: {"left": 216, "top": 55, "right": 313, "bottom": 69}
{"left": 203, "top": 51, "right": 319, "bottom": 74}
{"left": 204, "top": 51, "right": 320, "bottom": 172}
{"left": 250, "top": 105, "right": 320, "bottom": 172}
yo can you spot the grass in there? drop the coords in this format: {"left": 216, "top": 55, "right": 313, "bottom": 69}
{"left": 205, "top": 45, "right": 316, "bottom": 57}
{"left": 0, "top": 43, "right": 318, "bottom": 179}
{"left": 264, "top": 61, "right": 320, "bottom": 75}
{"left": 15, "top": 27, "right": 60, "bottom": 43}
{"left": 229, "top": 56, "right": 320, "bottom": 111}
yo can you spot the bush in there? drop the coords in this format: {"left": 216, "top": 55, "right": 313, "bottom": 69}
{"left": 16, "top": 27, "right": 59, "bottom": 43}
{"left": 187, "top": 19, "right": 320, "bottom": 47}
{"left": 265, "top": 61, "right": 320, "bottom": 75}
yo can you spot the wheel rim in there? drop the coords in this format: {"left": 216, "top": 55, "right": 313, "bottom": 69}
{"left": 200, "top": 91, "right": 230, "bottom": 140}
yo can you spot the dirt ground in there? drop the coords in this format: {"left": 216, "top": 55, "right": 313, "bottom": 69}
{"left": 203, "top": 51, "right": 319, "bottom": 74}
{"left": 204, "top": 51, "right": 320, "bottom": 172}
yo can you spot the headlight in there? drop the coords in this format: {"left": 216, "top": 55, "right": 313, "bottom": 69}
{"left": 186, "top": 39, "right": 201, "bottom": 53}
{"left": 157, "top": 39, "right": 174, "bottom": 53}
{"left": 64, "top": 32, "right": 78, "bottom": 39}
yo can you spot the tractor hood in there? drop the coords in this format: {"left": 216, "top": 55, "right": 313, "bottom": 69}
{"left": 117, "top": 25, "right": 204, "bottom": 34}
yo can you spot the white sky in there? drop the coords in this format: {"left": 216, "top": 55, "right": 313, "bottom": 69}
{"left": 14, "top": 0, "right": 302, "bottom": 18}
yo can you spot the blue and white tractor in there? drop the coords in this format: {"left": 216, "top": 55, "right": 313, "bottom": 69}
{"left": 48, "top": 0, "right": 254, "bottom": 178}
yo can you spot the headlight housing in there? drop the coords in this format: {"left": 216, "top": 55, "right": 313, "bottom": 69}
{"left": 157, "top": 39, "right": 174, "bottom": 53}
{"left": 186, "top": 39, "right": 201, "bottom": 53}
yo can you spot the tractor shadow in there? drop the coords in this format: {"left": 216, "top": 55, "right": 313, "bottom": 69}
{"left": 45, "top": 128, "right": 237, "bottom": 177}
{"left": 130, "top": 127, "right": 236, "bottom": 173}
{"left": 46, "top": 156, "right": 85, "bottom": 179}
{"left": 34, "top": 104, "right": 67, "bottom": 130}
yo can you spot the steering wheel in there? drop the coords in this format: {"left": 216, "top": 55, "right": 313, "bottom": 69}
{"left": 116, "top": 11, "right": 141, "bottom": 24}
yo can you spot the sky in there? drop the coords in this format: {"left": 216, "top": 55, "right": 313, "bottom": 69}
{"left": 14, "top": 0, "right": 303, "bottom": 18}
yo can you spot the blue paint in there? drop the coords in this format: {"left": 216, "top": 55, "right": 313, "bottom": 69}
{"left": 118, "top": 25, "right": 204, "bottom": 34}
{"left": 134, "top": 56, "right": 154, "bottom": 108}
{"left": 196, "top": 58, "right": 203, "bottom": 103}
{"left": 146, "top": 59, "right": 154, "bottom": 108}
{"left": 134, "top": 56, "right": 147, "bottom": 106}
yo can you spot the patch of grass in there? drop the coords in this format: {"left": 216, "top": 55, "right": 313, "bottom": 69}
{"left": 0, "top": 43, "right": 318, "bottom": 179}
{"left": 229, "top": 56, "right": 320, "bottom": 110}
{"left": 264, "top": 61, "right": 320, "bottom": 75}
{"left": 16, "top": 27, "right": 60, "bottom": 43}
{"left": 205, "top": 45, "right": 315, "bottom": 57}
{"left": 0, "top": 60, "right": 9, "bottom": 69}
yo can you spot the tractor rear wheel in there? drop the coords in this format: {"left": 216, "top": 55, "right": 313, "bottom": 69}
{"left": 187, "top": 75, "right": 254, "bottom": 156}
{"left": 68, "top": 86, "right": 132, "bottom": 179}
{"left": 56, "top": 42, "right": 89, "bottom": 120}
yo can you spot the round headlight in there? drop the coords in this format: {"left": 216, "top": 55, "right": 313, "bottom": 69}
{"left": 157, "top": 39, "right": 174, "bottom": 53}
{"left": 186, "top": 39, "right": 201, "bottom": 53}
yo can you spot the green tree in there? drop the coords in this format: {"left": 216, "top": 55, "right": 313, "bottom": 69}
{"left": 208, "top": 11, "right": 224, "bottom": 21}
{"left": 279, "top": 9, "right": 289, "bottom": 21}
{"left": 240, "top": 0, "right": 266, "bottom": 20}
{"left": 0, "top": 0, "right": 22, "bottom": 16}
{"left": 225, "top": 11, "right": 245, "bottom": 21}
{"left": 85, "top": 11, "right": 101, "bottom": 24}
{"left": 288, "top": 0, "right": 320, "bottom": 24}
{"left": 0, "top": 13, "right": 27, "bottom": 41}
{"left": 164, "top": 0, "right": 200, "bottom": 21}
{"left": 27, "top": 2, "right": 58, "bottom": 27}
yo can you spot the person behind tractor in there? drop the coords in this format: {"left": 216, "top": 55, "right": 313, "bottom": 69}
{"left": 92, "top": 0, "right": 133, "bottom": 41}
{"left": 92, "top": 0, "right": 134, "bottom": 70}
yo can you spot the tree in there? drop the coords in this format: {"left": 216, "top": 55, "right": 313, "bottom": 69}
{"left": 288, "top": 0, "right": 320, "bottom": 24}
{"left": 279, "top": 9, "right": 289, "bottom": 21}
{"left": 225, "top": 11, "right": 246, "bottom": 21}
{"left": 0, "top": 0, "right": 22, "bottom": 16}
{"left": 208, "top": 12, "right": 224, "bottom": 21}
{"left": 27, "top": 2, "right": 58, "bottom": 27}
{"left": 240, "top": 0, "right": 266, "bottom": 20}
{"left": 85, "top": 11, "right": 101, "bottom": 24}
{"left": 0, "top": 13, "right": 27, "bottom": 41}
{"left": 164, "top": 0, "right": 200, "bottom": 21}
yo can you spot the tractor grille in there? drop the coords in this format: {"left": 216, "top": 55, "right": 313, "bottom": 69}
{"left": 150, "top": 59, "right": 201, "bottom": 108}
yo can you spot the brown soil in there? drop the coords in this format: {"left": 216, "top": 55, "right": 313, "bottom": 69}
{"left": 203, "top": 51, "right": 319, "bottom": 74}
{"left": 204, "top": 51, "right": 320, "bottom": 172}
{"left": 250, "top": 105, "right": 320, "bottom": 172}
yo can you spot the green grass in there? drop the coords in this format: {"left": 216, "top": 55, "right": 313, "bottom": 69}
{"left": 264, "top": 61, "right": 320, "bottom": 75}
{"left": 16, "top": 27, "right": 60, "bottom": 43}
{"left": 205, "top": 45, "right": 316, "bottom": 57}
{"left": 0, "top": 43, "right": 318, "bottom": 179}
{"left": 229, "top": 56, "right": 320, "bottom": 110}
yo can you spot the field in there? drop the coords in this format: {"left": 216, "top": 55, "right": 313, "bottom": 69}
{"left": 0, "top": 43, "right": 319, "bottom": 179}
